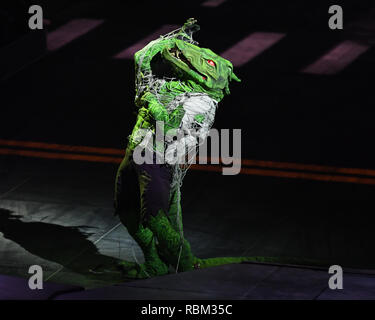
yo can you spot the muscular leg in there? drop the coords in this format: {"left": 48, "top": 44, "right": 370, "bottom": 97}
{"left": 118, "top": 212, "right": 169, "bottom": 278}
{"left": 148, "top": 209, "right": 197, "bottom": 272}
{"left": 147, "top": 184, "right": 202, "bottom": 272}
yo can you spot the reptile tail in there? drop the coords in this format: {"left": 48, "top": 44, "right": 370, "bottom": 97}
{"left": 194, "top": 256, "right": 330, "bottom": 269}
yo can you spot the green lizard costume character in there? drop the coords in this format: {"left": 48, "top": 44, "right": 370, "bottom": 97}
{"left": 114, "top": 19, "right": 251, "bottom": 279}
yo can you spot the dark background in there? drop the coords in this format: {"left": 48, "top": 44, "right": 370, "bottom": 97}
{"left": 2, "top": 0, "right": 375, "bottom": 164}
{"left": 0, "top": 1, "right": 375, "bottom": 288}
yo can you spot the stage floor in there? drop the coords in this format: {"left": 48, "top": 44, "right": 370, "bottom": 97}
{"left": 1, "top": 155, "right": 375, "bottom": 294}
{"left": 2, "top": 262, "right": 375, "bottom": 300}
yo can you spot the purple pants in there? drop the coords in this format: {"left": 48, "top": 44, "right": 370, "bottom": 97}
{"left": 135, "top": 159, "right": 173, "bottom": 219}
{"left": 115, "top": 148, "right": 173, "bottom": 223}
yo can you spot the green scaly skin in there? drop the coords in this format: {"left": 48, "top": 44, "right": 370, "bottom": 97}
{"left": 117, "top": 225, "right": 169, "bottom": 279}
{"left": 128, "top": 19, "right": 240, "bottom": 152}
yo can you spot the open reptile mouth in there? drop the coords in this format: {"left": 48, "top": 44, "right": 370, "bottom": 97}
{"left": 169, "top": 47, "right": 207, "bottom": 80}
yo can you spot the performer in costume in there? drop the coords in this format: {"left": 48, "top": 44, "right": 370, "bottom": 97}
{"left": 114, "top": 19, "right": 250, "bottom": 279}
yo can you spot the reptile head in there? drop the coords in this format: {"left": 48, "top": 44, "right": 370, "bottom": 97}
{"left": 162, "top": 39, "right": 241, "bottom": 96}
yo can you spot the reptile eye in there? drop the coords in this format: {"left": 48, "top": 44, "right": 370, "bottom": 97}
{"left": 207, "top": 59, "right": 215, "bottom": 67}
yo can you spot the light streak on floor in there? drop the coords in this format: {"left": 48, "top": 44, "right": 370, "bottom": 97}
{"left": 113, "top": 25, "right": 179, "bottom": 59}
{"left": 220, "top": 32, "right": 286, "bottom": 67}
{"left": 1, "top": 139, "right": 375, "bottom": 185}
{"left": 201, "top": 0, "right": 227, "bottom": 7}
{"left": 47, "top": 19, "right": 104, "bottom": 51}
{"left": 302, "top": 40, "right": 369, "bottom": 75}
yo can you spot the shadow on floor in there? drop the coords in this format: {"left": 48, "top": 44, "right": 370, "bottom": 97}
{"left": 0, "top": 208, "right": 126, "bottom": 283}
